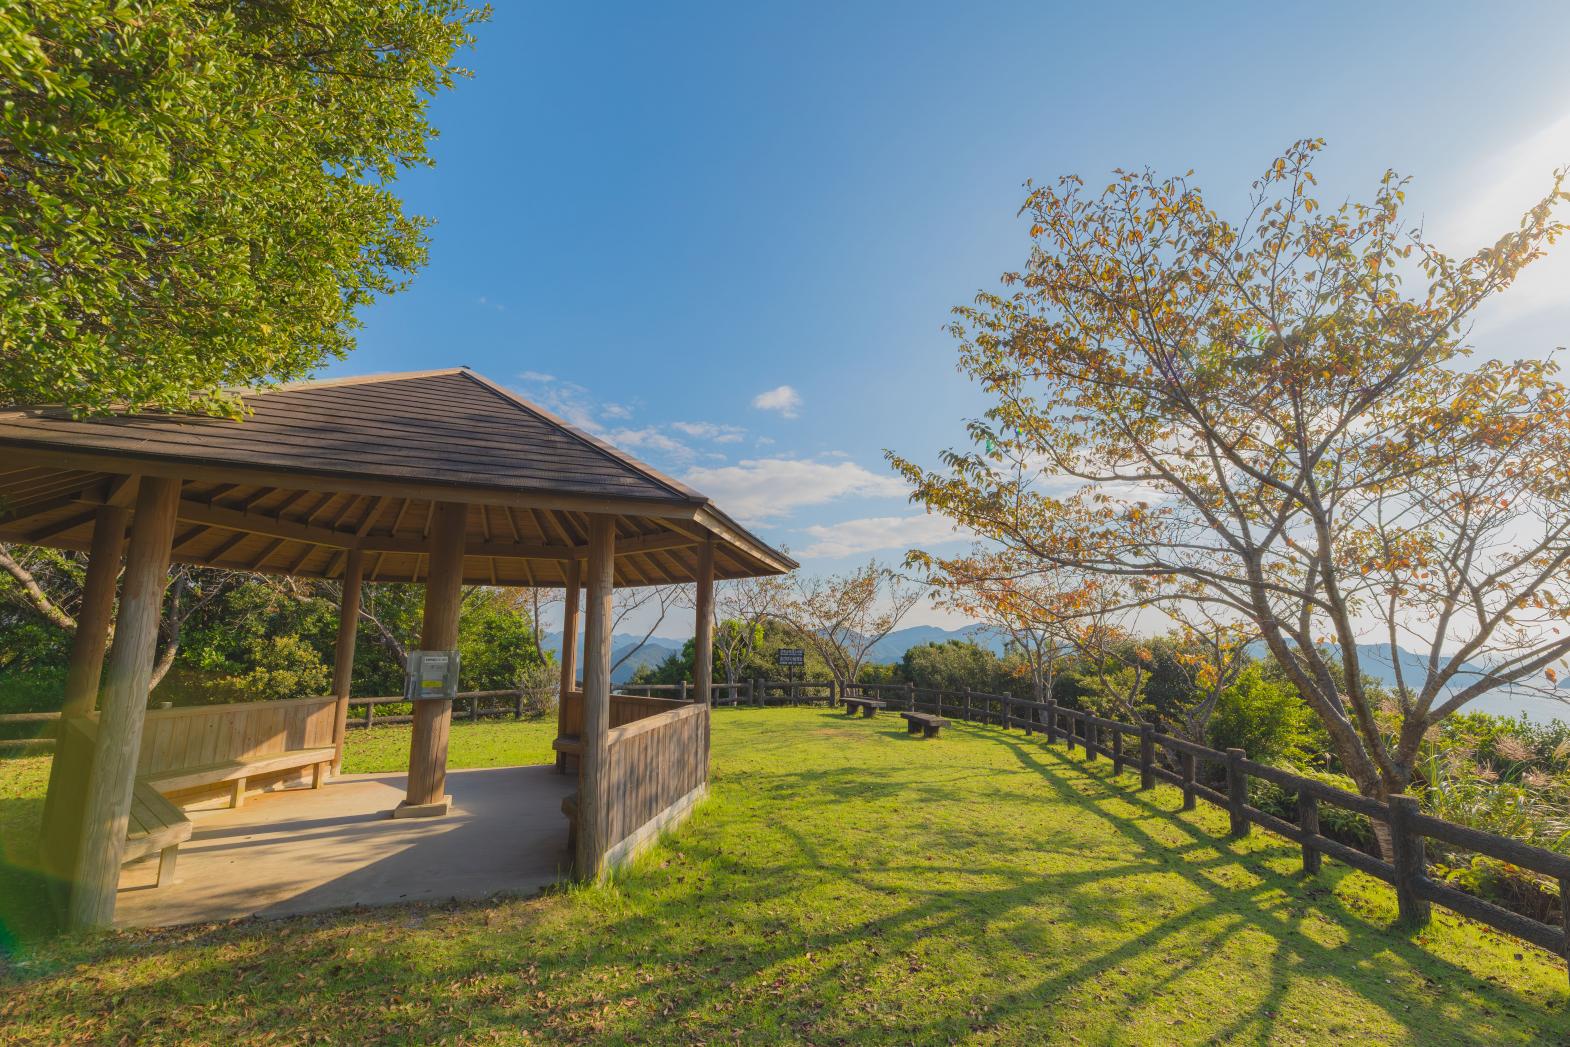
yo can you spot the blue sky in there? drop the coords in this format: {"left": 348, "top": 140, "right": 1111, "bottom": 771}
{"left": 337, "top": 2, "right": 1570, "bottom": 631}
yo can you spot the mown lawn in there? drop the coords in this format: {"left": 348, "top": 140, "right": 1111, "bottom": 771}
{"left": 1, "top": 707, "right": 1566, "bottom": 1044}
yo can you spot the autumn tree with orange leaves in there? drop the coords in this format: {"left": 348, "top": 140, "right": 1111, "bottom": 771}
{"left": 892, "top": 140, "right": 1570, "bottom": 818}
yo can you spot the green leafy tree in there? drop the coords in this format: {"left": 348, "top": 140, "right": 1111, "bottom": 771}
{"left": 1, "top": 0, "right": 485, "bottom": 414}
{"left": 457, "top": 589, "right": 546, "bottom": 691}
{"left": 898, "top": 640, "right": 1002, "bottom": 694}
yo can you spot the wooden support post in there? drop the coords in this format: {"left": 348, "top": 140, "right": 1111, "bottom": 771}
{"left": 1139, "top": 723, "right": 1154, "bottom": 790}
{"left": 1023, "top": 700, "right": 1034, "bottom": 736}
{"left": 1111, "top": 726, "right": 1124, "bottom": 776}
{"left": 556, "top": 559, "right": 581, "bottom": 772}
{"left": 365, "top": 702, "right": 374, "bottom": 729}
{"left": 68, "top": 476, "right": 180, "bottom": 929}
{"left": 1297, "top": 786, "right": 1320, "bottom": 875}
{"left": 400, "top": 501, "right": 466, "bottom": 816}
{"left": 1086, "top": 721, "right": 1099, "bottom": 761}
{"left": 1180, "top": 750, "right": 1196, "bottom": 810}
{"left": 330, "top": 548, "right": 364, "bottom": 774}
{"left": 1003, "top": 698, "right": 1013, "bottom": 730}
{"left": 905, "top": 680, "right": 915, "bottom": 711}
{"left": 1066, "top": 712, "right": 1076, "bottom": 753}
{"left": 963, "top": 688, "right": 972, "bottom": 722}
{"left": 576, "top": 515, "right": 615, "bottom": 881}
{"left": 1225, "top": 748, "right": 1248, "bottom": 837}
{"left": 1044, "top": 699, "right": 1057, "bottom": 744}
{"left": 680, "top": 680, "right": 689, "bottom": 703}
{"left": 61, "top": 504, "right": 129, "bottom": 717}
{"left": 1388, "top": 794, "right": 1431, "bottom": 926}
{"left": 42, "top": 503, "right": 130, "bottom": 862}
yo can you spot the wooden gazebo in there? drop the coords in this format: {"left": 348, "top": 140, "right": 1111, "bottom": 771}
{"left": 0, "top": 369, "right": 793, "bottom": 928}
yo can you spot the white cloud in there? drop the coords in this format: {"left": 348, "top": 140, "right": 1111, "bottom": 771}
{"left": 751, "top": 384, "right": 803, "bottom": 418}
{"left": 682, "top": 456, "right": 907, "bottom": 522}
{"left": 798, "top": 513, "right": 969, "bottom": 559}
{"left": 602, "top": 402, "right": 633, "bottom": 420}
{"left": 517, "top": 370, "right": 556, "bottom": 383}
{"left": 606, "top": 427, "right": 694, "bottom": 459}
{"left": 671, "top": 420, "right": 746, "bottom": 443}
{"left": 1433, "top": 101, "right": 1570, "bottom": 340}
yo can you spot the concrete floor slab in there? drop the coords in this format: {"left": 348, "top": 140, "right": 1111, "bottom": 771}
{"left": 114, "top": 764, "right": 574, "bottom": 928}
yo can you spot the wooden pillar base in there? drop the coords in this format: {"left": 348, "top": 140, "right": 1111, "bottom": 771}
{"left": 391, "top": 795, "right": 452, "bottom": 819}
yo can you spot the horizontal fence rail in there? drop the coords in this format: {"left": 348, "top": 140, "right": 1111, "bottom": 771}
{"left": 840, "top": 681, "right": 1570, "bottom": 980}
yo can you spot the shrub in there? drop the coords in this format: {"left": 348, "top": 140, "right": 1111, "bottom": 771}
{"left": 1207, "top": 663, "right": 1321, "bottom": 765}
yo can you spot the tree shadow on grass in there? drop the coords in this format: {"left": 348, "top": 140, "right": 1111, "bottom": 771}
{"left": 3, "top": 719, "right": 1566, "bottom": 1044}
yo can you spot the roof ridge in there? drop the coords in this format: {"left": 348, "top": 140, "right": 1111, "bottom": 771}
{"left": 254, "top": 368, "right": 472, "bottom": 396}
{"left": 456, "top": 371, "right": 708, "bottom": 505}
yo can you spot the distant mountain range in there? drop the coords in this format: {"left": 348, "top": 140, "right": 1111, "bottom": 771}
{"left": 864, "top": 623, "right": 1007, "bottom": 662}
{"left": 1281, "top": 641, "right": 1569, "bottom": 723}
{"left": 542, "top": 632, "right": 686, "bottom": 685}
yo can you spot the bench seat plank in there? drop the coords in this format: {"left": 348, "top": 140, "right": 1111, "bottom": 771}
{"left": 123, "top": 782, "right": 193, "bottom": 866}
{"left": 899, "top": 711, "right": 949, "bottom": 737}
{"left": 141, "top": 746, "right": 335, "bottom": 797}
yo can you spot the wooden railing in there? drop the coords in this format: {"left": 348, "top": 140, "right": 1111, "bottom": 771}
{"left": 845, "top": 681, "right": 1570, "bottom": 978}
{"left": 602, "top": 701, "right": 709, "bottom": 866}
{"left": 344, "top": 689, "right": 551, "bottom": 729}
{"left": 558, "top": 690, "right": 690, "bottom": 739}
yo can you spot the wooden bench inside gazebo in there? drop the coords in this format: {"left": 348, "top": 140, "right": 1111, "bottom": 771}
{"left": 0, "top": 369, "right": 793, "bottom": 928}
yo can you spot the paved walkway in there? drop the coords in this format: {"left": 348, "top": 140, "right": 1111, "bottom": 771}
{"left": 114, "top": 764, "right": 574, "bottom": 927}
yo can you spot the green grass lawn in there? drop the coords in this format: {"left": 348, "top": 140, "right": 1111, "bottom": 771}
{"left": 2, "top": 707, "right": 1566, "bottom": 1044}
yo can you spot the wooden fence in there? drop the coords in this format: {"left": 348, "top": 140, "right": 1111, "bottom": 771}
{"left": 602, "top": 700, "right": 710, "bottom": 867}
{"left": 844, "top": 680, "right": 1570, "bottom": 978}
{"left": 0, "top": 678, "right": 840, "bottom": 752}
{"left": 615, "top": 679, "right": 840, "bottom": 707}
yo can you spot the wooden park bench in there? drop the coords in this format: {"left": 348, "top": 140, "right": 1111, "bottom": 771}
{"left": 900, "top": 711, "right": 948, "bottom": 738}
{"left": 842, "top": 697, "right": 886, "bottom": 718}
{"left": 140, "top": 746, "right": 336, "bottom": 810}
{"left": 125, "top": 780, "right": 193, "bottom": 886}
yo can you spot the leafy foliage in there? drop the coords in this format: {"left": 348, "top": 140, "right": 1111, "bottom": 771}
{"left": 0, "top": 0, "right": 484, "bottom": 414}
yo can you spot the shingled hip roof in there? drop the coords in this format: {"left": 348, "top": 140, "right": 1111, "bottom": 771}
{"left": 0, "top": 369, "right": 794, "bottom": 587}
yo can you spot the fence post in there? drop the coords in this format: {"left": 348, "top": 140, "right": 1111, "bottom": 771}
{"left": 963, "top": 688, "right": 972, "bottom": 722}
{"left": 1559, "top": 874, "right": 1570, "bottom": 979}
{"left": 1297, "top": 786, "right": 1320, "bottom": 875}
{"left": 365, "top": 702, "right": 374, "bottom": 729}
{"left": 1065, "top": 711, "right": 1076, "bottom": 753}
{"left": 1139, "top": 723, "right": 1154, "bottom": 790}
{"left": 906, "top": 681, "right": 915, "bottom": 712}
{"left": 1086, "top": 720, "right": 1099, "bottom": 761}
{"left": 1388, "top": 794, "right": 1431, "bottom": 926}
{"left": 1111, "top": 726, "right": 1124, "bottom": 776}
{"left": 1003, "top": 698, "right": 1013, "bottom": 731}
{"left": 680, "top": 680, "right": 689, "bottom": 703}
{"left": 469, "top": 695, "right": 479, "bottom": 722}
{"left": 1180, "top": 750, "right": 1196, "bottom": 810}
{"left": 1225, "top": 748, "right": 1248, "bottom": 837}
{"left": 1044, "top": 699, "right": 1057, "bottom": 744}
{"left": 515, "top": 691, "right": 525, "bottom": 719}
{"left": 1023, "top": 699, "right": 1034, "bottom": 736}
